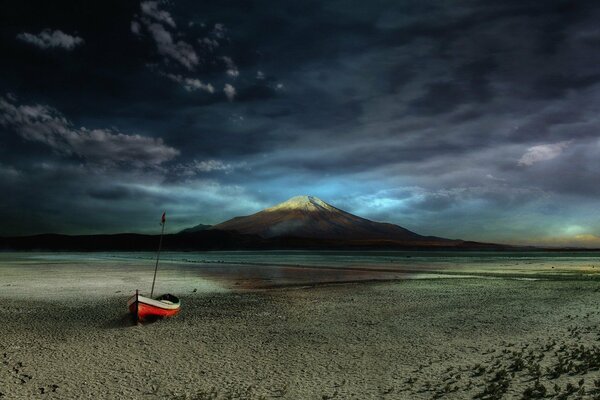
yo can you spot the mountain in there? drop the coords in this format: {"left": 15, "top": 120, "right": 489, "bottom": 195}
{"left": 179, "top": 223, "right": 212, "bottom": 234}
{"left": 0, "top": 195, "right": 524, "bottom": 251}
{"left": 210, "top": 195, "right": 449, "bottom": 242}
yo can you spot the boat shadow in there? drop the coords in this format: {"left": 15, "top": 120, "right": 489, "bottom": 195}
{"left": 102, "top": 313, "right": 138, "bottom": 329}
{"left": 102, "top": 313, "right": 167, "bottom": 329}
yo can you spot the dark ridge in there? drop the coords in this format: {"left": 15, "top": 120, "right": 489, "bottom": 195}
{"left": 0, "top": 230, "right": 526, "bottom": 251}
{"left": 179, "top": 224, "right": 212, "bottom": 234}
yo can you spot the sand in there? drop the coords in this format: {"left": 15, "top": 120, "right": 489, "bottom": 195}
{"left": 1, "top": 254, "right": 600, "bottom": 399}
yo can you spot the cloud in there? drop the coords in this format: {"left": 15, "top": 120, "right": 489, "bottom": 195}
{"left": 266, "top": 219, "right": 307, "bottom": 237}
{"left": 0, "top": 164, "right": 20, "bottom": 180}
{"left": 521, "top": 233, "right": 600, "bottom": 248}
{"left": 486, "top": 174, "right": 506, "bottom": 182}
{"left": 518, "top": 141, "right": 571, "bottom": 166}
{"left": 164, "top": 74, "right": 214, "bottom": 93}
{"left": 131, "top": 1, "right": 198, "bottom": 70}
{"left": 199, "top": 37, "right": 219, "bottom": 50}
{"left": 131, "top": 21, "right": 141, "bottom": 35}
{"left": 212, "top": 23, "right": 226, "bottom": 39}
{"left": 120, "top": 178, "right": 266, "bottom": 227}
{"left": 131, "top": 1, "right": 218, "bottom": 93}
{"left": 340, "top": 184, "right": 545, "bottom": 219}
{"left": 0, "top": 96, "right": 179, "bottom": 167}
{"left": 17, "top": 29, "right": 84, "bottom": 50}
{"left": 174, "top": 159, "right": 236, "bottom": 176}
{"left": 222, "top": 56, "right": 239, "bottom": 78}
{"left": 146, "top": 22, "right": 198, "bottom": 70}
{"left": 140, "top": 1, "right": 176, "bottom": 28}
{"left": 130, "top": 2, "right": 242, "bottom": 96}
{"left": 224, "top": 84, "right": 236, "bottom": 101}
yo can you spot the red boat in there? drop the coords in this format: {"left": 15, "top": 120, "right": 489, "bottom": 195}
{"left": 128, "top": 211, "right": 181, "bottom": 323}
{"left": 128, "top": 290, "right": 180, "bottom": 322}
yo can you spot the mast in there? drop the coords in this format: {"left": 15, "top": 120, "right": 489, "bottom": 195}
{"left": 135, "top": 289, "right": 139, "bottom": 324}
{"left": 150, "top": 211, "right": 166, "bottom": 298}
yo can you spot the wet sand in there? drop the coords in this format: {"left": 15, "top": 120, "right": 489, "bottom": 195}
{"left": 1, "top": 254, "right": 600, "bottom": 399}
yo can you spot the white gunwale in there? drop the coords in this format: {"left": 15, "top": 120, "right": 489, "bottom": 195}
{"left": 127, "top": 294, "right": 180, "bottom": 310}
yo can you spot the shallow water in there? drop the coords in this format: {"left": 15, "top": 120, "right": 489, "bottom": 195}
{"left": 103, "top": 249, "right": 600, "bottom": 267}
{"left": 1, "top": 250, "right": 599, "bottom": 296}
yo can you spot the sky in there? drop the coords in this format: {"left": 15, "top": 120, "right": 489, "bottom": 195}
{"left": 1, "top": 0, "right": 600, "bottom": 246}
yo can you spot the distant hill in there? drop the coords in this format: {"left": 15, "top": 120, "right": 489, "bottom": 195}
{"left": 0, "top": 231, "right": 513, "bottom": 251}
{"left": 0, "top": 231, "right": 266, "bottom": 251}
{"left": 210, "top": 195, "right": 455, "bottom": 243}
{"left": 179, "top": 223, "right": 212, "bottom": 234}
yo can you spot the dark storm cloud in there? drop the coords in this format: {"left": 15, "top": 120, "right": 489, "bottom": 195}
{"left": 0, "top": 96, "right": 179, "bottom": 167}
{"left": 2, "top": 0, "right": 600, "bottom": 245}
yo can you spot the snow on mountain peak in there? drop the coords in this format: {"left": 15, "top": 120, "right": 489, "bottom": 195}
{"left": 266, "top": 195, "right": 336, "bottom": 212}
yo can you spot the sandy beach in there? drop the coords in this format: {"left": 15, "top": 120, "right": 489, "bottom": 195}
{"left": 1, "top": 253, "right": 600, "bottom": 399}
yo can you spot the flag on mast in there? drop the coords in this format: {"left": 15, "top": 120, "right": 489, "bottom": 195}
{"left": 161, "top": 211, "right": 166, "bottom": 224}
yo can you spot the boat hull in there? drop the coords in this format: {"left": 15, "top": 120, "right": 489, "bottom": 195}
{"left": 127, "top": 292, "right": 180, "bottom": 322}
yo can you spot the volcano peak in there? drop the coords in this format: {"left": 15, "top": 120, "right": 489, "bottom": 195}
{"left": 265, "top": 195, "right": 336, "bottom": 212}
